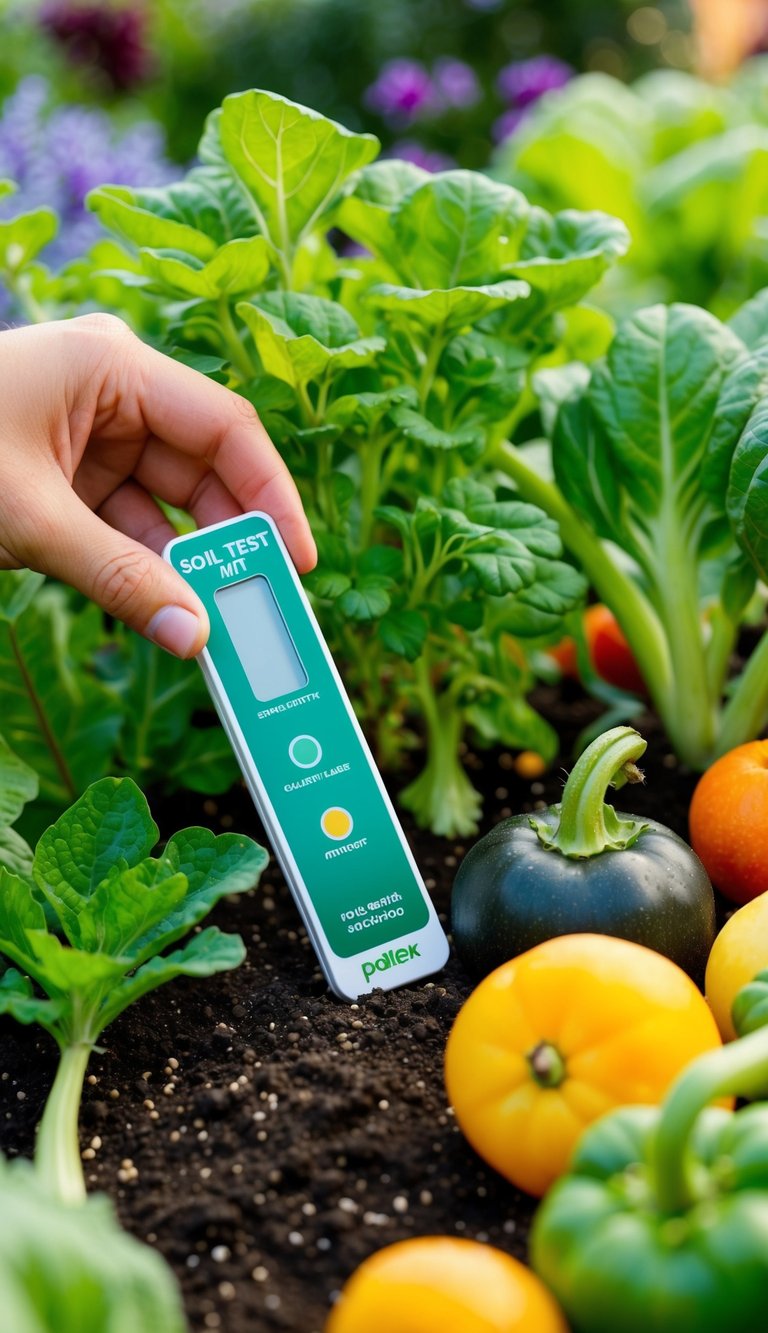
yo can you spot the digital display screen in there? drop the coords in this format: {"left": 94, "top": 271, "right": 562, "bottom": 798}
{"left": 215, "top": 575, "right": 308, "bottom": 702}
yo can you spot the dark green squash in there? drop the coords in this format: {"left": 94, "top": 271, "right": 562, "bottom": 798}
{"left": 452, "top": 727, "right": 716, "bottom": 984}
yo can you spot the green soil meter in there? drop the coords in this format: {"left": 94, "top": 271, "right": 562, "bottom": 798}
{"left": 164, "top": 512, "right": 449, "bottom": 1001}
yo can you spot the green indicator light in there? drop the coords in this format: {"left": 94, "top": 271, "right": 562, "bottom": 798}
{"left": 289, "top": 734, "right": 322, "bottom": 768}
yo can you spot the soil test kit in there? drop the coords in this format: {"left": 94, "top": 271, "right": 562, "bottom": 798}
{"left": 165, "top": 511, "right": 449, "bottom": 1000}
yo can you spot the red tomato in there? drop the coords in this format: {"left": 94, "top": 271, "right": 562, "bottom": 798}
{"left": 690, "top": 741, "right": 768, "bottom": 904}
{"left": 548, "top": 606, "right": 645, "bottom": 696}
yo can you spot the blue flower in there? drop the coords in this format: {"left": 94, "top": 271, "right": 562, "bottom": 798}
{"left": 0, "top": 76, "right": 179, "bottom": 270}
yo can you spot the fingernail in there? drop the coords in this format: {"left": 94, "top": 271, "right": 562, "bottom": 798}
{"left": 146, "top": 605, "right": 201, "bottom": 658}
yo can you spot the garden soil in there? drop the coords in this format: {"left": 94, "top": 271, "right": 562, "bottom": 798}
{"left": 0, "top": 684, "right": 713, "bottom": 1333}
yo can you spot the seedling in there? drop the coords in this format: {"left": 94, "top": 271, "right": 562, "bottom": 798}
{"left": 0, "top": 775, "right": 265, "bottom": 1204}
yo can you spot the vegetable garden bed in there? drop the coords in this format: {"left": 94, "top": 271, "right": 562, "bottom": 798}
{"left": 0, "top": 680, "right": 704, "bottom": 1333}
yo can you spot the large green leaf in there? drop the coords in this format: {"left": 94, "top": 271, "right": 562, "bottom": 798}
{"left": 497, "top": 558, "right": 587, "bottom": 637}
{"left": 237, "top": 291, "right": 383, "bottom": 387}
{"left": 728, "top": 395, "right": 768, "bottom": 581}
{"left": 388, "top": 170, "right": 529, "bottom": 288}
{"left": 123, "top": 827, "right": 265, "bottom": 962}
{"left": 0, "top": 592, "right": 121, "bottom": 807}
{"left": 0, "top": 969, "right": 64, "bottom": 1032}
{"left": 587, "top": 304, "right": 742, "bottom": 522}
{"left": 0, "top": 1158, "right": 187, "bottom": 1333}
{"left": 0, "top": 868, "right": 47, "bottom": 978}
{"left": 220, "top": 90, "right": 379, "bottom": 258}
{"left": 34, "top": 778, "right": 158, "bottom": 940}
{"left": 504, "top": 208, "right": 630, "bottom": 315}
{"left": 445, "top": 478, "right": 563, "bottom": 559}
{"left": 88, "top": 165, "right": 259, "bottom": 256}
{"left": 0, "top": 209, "right": 57, "bottom": 272}
{"left": 100, "top": 927, "right": 246, "bottom": 1029}
{"left": 0, "top": 571, "right": 44, "bottom": 623}
{"left": 76, "top": 861, "right": 188, "bottom": 959}
{"left": 391, "top": 407, "right": 485, "bottom": 456}
{"left": 366, "top": 279, "right": 529, "bottom": 335}
{"left": 335, "top": 159, "right": 428, "bottom": 269}
{"left": 139, "top": 235, "right": 270, "bottom": 298}
{"left": 0, "top": 734, "right": 38, "bottom": 833}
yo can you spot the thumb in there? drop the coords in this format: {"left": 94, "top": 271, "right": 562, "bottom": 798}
{"left": 29, "top": 488, "right": 209, "bottom": 658}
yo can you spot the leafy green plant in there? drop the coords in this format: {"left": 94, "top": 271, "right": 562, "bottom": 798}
{"left": 497, "top": 299, "right": 768, "bottom": 770}
{"left": 0, "top": 1157, "right": 186, "bottom": 1332}
{"left": 0, "top": 571, "right": 238, "bottom": 836}
{"left": 79, "top": 87, "right": 631, "bottom": 835}
{"left": 0, "top": 775, "right": 265, "bottom": 1204}
{"left": 497, "top": 64, "right": 768, "bottom": 314}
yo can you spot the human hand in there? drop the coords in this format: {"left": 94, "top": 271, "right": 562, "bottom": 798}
{"left": 0, "top": 313, "right": 316, "bottom": 656}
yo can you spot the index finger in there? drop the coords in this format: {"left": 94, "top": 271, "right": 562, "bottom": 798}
{"left": 135, "top": 340, "right": 317, "bottom": 572}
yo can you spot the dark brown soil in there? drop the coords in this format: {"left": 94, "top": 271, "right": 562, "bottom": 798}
{"left": 0, "top": 686, "right": 706, "bottom": 1333}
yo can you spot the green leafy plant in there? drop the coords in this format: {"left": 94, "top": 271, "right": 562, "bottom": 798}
{"left": 0, "top": 775, "right": 265, "bottom": 1204}
{"left": 0, "top": 571, "right": 238, "bottom": 835}
{"left": 79, "top": 87, "right": 632, "bottom": 835}
{"left": 0, "top": 1157, "right": 187, "bottom": 1332}
{"left": 497, "top": 63, "right": 768, "bottom": 313}
{"left": 498, "top": 299, "right": 768, "bottom": 770}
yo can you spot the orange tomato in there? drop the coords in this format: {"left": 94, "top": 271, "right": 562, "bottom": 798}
{"left": 325, "top": 1237, "right": 567, "bottom": 1333}
{"left": 690, "top": 741, "right": 768, "bottom": 904}
{"left": 445, "top": 933, "right": 724, "bottom": 1197}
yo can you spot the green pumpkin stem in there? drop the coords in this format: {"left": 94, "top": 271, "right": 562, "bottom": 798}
{"left": 532, "top": 726, "right": 649, "bottom": 858}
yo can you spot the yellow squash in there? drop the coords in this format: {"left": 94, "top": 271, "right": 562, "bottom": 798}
{"left": 325, "top": 1237, "right": 567, "bottom": 1333}
{"left": 446, "top": 933, "right": 724, "bottom": 1196}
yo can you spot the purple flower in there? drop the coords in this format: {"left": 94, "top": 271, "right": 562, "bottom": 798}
{"left": 464, "top": 0, "right": 503, "bottom": 8}
{"left": 365, "top": 59, "right": 435, "bottom": 123}
{"left": 389, "top": 140, "right": 456, "bottom": 174}
{"left": 497, "top": 55, "right": 572, "bottom": 109}
{"left": 40, "top": 2, "right": 150, "bottom": 91}
{"left": 0, "top": 76, "right": 179, "bottom": 270}
{"left": 432, "top": 58, "right": 480, "bottom": 110}
{"left": 492, "top": 107, "right": 529, "bottom": 143}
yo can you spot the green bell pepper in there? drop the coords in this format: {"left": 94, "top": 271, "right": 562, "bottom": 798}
{"left": 530, "top": 1019, "right": 768, "bottom": 1333}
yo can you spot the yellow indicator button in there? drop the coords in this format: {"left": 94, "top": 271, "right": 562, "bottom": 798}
{"left": 321, "top": 807, "right": 353, "bottom": 841}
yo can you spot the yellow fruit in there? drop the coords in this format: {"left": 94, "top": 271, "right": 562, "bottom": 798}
{"left": 705, "top": 895, "right": 768, "bottom": 1040}
{"left": 325, "top": 1237, "right": 567, "bottom": 1333}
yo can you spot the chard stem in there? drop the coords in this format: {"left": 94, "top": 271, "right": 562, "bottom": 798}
{"left": 492, "top": 442, "right": 673, "bottom": 711}
{"left": 716, "top": 627, "right": 768, "bottom": 757}
{"left": 35, "top": 1041, "right": 91, "bottom": 1206}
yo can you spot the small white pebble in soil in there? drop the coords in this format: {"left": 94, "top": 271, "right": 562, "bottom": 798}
{"left": 265, "top": 1295, "right": 281, "bottom": 1311}
{"left": 87, "top": 1074, "right": 98, "bottom": 1086}
{"left": 288, "top": 1232, "right": 304, "bottom": 1246}
{"left": 420, "top": 1190, "right": 433, "bottom": 1206}
{"left": 338, "top": 1198, "right": 357, "bottom": 1213}
{"left": 218, "top": 1282, "right": 236, "bottom": 1300}
{"left": 16, "top": 1091, "right": 25, "bottom": 1102}
{"left": 251, "top": 1266, "right": 268, "bottom": 1282}
{"left": 377, "top": 1099, "right": 389, "bottom": 1111}
{"left": 186, "top": 1255, "right": 200, "bottom": 1269}
{"left": 363, "top": 1212, "right": 389, "bottom": 1226}
{"left": 167, "top": 1058, "right": 179, "bottom": 1070}
{"left": 503, "top": 1220, "right": 516, "bottom": 1234}
{"left": 211, "top": 1246, "right": 231, "bottom": 1263}
{"left": 317, "top": 1238, "right": 332, "bottom": 1252}
{"left": 82, "top": 1148, "right": 96, "bottom": 1161}
{"left": 200, "top": 1167, "right": 212, "bottom": 1180}
{"left": 392, "top": 1196, "right": 409, "bottom": 1214}
{"left": 203, "top": 1315, "right": 220, "bottom": 1329}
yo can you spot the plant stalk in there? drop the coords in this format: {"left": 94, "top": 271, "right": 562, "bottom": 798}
{"left": 651, "top": 1026, "right": 768, "bottom": 1215}
{"left": 492, "top": 443, "right": 673, "bottom": 710}
{"left": 716, "top": 626, "right": 768, "bottom": 757}
{"left": 35, "top": 1041, "right": 91, "bottom": 1206}
{"left": 538, "top": 726, "right": 648, "bottom": 857}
